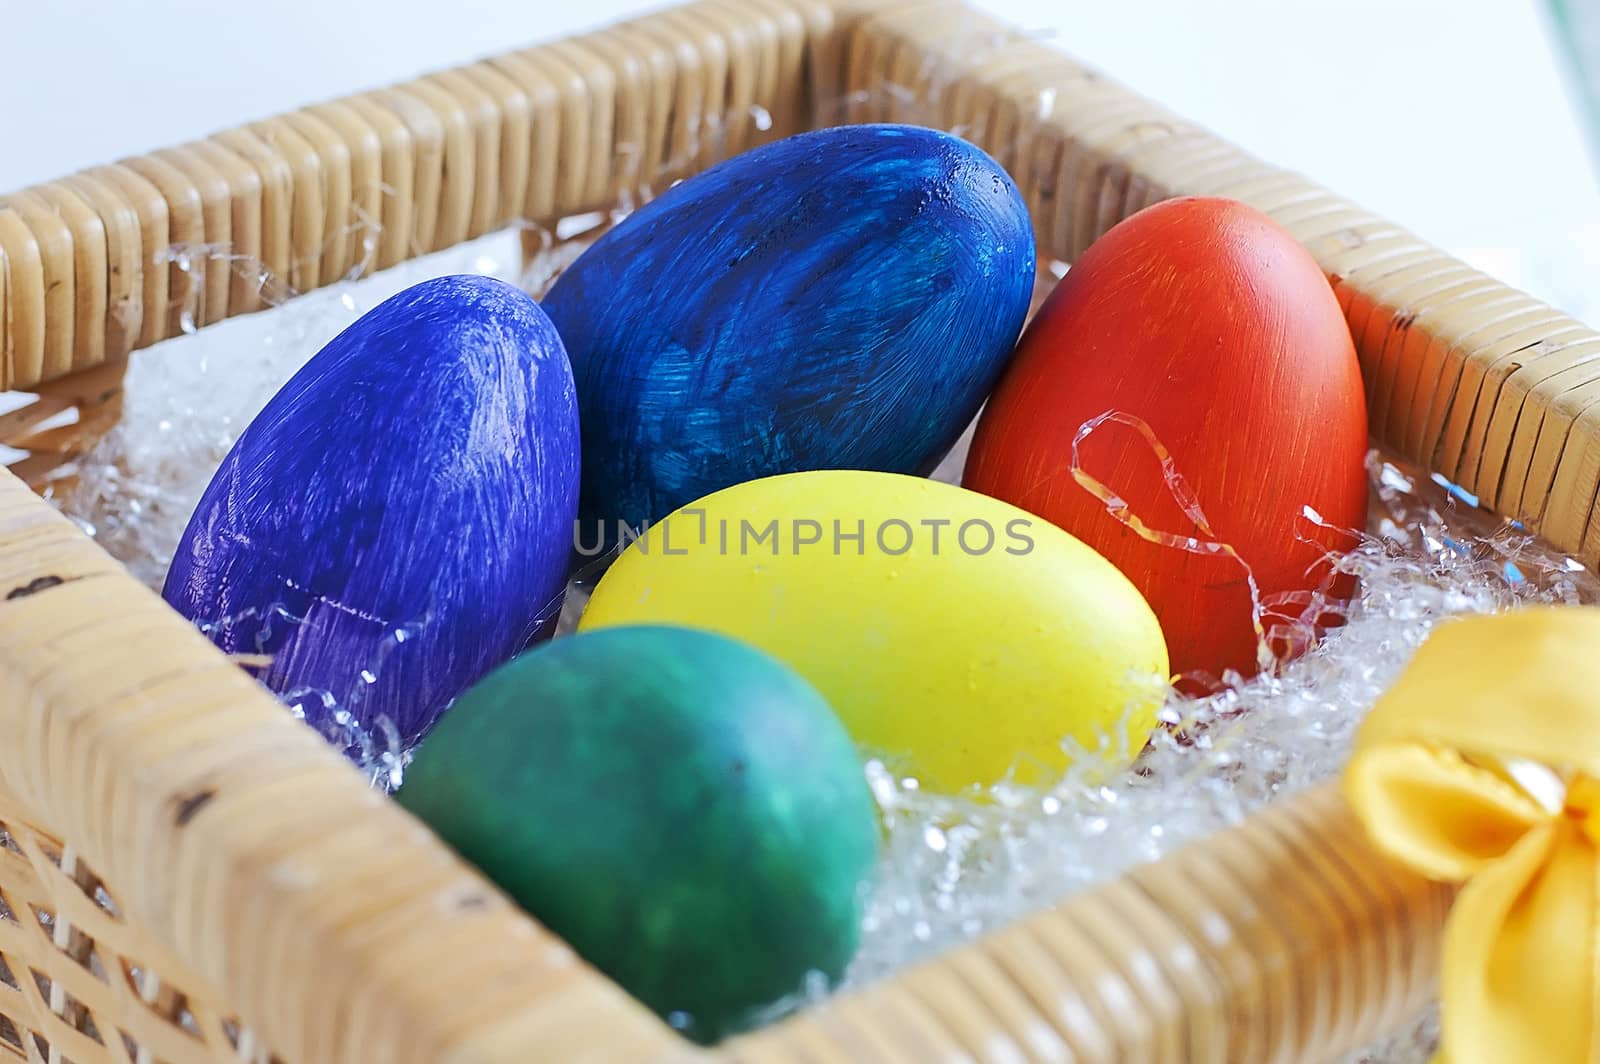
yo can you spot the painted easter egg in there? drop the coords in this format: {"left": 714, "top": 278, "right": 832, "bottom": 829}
{"left": 578, "top": 471, "right": 1169, "bottom": 793}
{"left": 964, "top": 197, "right": 1368, "bottom": 681}
{"left": 163, "top": 275, "right": 581, "bottom": 749}
{"left": 542, "top": 123, "right": 1036, "bottom": 541}
{"left": 396, "top": 625, "right": 879, "bottom": 1043}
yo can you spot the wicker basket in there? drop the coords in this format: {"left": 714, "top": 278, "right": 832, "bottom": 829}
{"left": 2, "top": 0, "right": 1585, "bottom": 1059}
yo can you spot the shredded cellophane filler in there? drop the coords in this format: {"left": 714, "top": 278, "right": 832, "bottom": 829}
{"left": 35, "top": 227, "right": 1599, "bottom": 1063}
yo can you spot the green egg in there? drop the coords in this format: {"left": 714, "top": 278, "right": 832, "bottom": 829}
{"left": 396, "top": 624, "right": 880, "bottom": 1043}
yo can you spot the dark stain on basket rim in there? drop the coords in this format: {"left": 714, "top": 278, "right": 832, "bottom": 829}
{"left": 174, "top": 790, "right": 217, "bottom": 827}
{"left": 5, "top": 575, "right": 72, "bottom": 601}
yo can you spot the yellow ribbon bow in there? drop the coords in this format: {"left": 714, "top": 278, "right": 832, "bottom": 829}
{"left": 1344, "top": 606, "right": 1600, "bottom": 1064}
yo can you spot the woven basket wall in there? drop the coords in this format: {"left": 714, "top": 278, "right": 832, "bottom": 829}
{"left": 2, "top": 0, "right": 1582, "bottom": 1059}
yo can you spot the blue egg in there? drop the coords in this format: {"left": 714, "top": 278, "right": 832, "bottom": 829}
{"left": 542, "top": 123, "right": 1035, "bottom": 539}
{"left": 163, "top": 275, "right": 581, "bottom": 749}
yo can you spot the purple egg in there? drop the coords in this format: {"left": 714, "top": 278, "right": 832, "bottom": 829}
{"left": 164, "top": 275, "right": 580, "bottom": 750}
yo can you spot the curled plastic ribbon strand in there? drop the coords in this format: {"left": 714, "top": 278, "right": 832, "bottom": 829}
{"left": 1069, "top": 409, "right": 1272, "bottom": 671}
{"left": 1069, "top": 410, "right": 1363, "bottom": 675}
{"left": 1343, "top": 606, "right": 1600, "bottom": 1064}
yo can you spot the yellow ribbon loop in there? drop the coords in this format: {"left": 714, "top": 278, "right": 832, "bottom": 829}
{"left": 1343, "top": 606, "right": 1600, "bottom": 1064}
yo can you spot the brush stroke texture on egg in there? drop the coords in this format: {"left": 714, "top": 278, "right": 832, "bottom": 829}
{"left": 163, "top": 275, "right": 581, "bottom": 748}
{"left": 542, "top": 123, "right": 1036, "bottom": 535}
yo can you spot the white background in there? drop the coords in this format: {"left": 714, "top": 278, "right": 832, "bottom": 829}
{"left": 4, "top": 0, "right": 1598, "bottom": 317}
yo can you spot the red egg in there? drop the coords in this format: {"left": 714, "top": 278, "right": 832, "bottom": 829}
{"left": 963, "top": 196, "right": 1368, "bottom": 681}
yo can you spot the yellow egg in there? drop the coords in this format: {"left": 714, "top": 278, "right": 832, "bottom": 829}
{"left": 579, "top": 470, "right": 1169, "bottom": 792}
